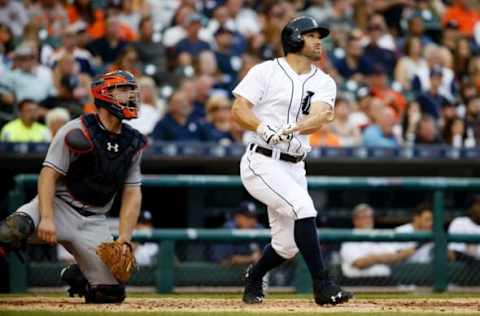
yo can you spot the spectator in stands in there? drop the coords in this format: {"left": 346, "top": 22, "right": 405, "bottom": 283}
{"left": 0, "top": 99, "right": 49, "bottom": 142}
{"left": 26, "top": 0, "right": 68, "bottom": 39}
{"left": 329, "top": 97, "right": 362, "bottom": 147}
{"left": 0, "top": 0, "right": 29, "bottom": 39}
{"left": 191, "top": 75, "right": 215, "bottom": 121}
{"left": 368, "top": 64, "right": 407, "bottom": 119}
{"left": 453, "top": 37, "right": 472, "bottom": 81}
{"left": 363, "top": 105, "right": 400, "bottom": 147}
{"left": 401, "top": 101, "right": 422, "bottom": 145}
{"left": 162, "top": 4, "right": 197, "bottom": 48}
{"left": 109, "top": 46, "right": 142, "bottom": 77}
{"left": 441, "top": 19, "right": 461, "bottom": 53}
{"left": 340, "top": 203, "right": 416, "bottom": 278}
{"left": 174, "top": 13, "right": 211, "bottom": 58}
{"left": 363, "top": 15, "right": 397, "bottom": 77}
{"left": 449, "top": 195, "right": 480, "bottom": 261}
{"left": 45, "top": 107, "right": 71, "bottom": 139}
{"left": 51, "top": 53, "right": 79, "bottom": 92}
{"left": 126, "top": 76, "right": 165, "bottom": 135}
{"left": 416, "top": 65, "right": 451, "bottom": 120}
{"left": 394, "top": 202, "right": 433, "bottom": 263}
{"left": 309, "top": 124, "right": 341, "bottom": 148}
{"left": 464, "top": 97, "right": 480, "bottom": 146}
{"left": 442, "top": 0, "right": 480, "bottom": 38}
{"left": 204, "top": 95, "right": 235, "bottom": 144}
{"left": 0, "top": 43, "right": 55, "bottom": 104}
{"left": 443, "top": 117, "right": 465, "bottom": 148}
{"left": 414, "top": 115, "right": 442, "bottom": 145}
{"left": 151, "top": 90, "right": 207, "bottom": 141}
{"left": 213, "top": 27, "right": 242, "bottom": 93}
{"left": 40, "top": 73, "right": 84, "bottom": 118}
{"left": 66, "top": 0, "right": 105, "bottom": 40}
{"left": 224, "top": 0, "right": 261, "bottom": 39}
{"left": 47, "top": 24, "right": 95, "bottom": 76}
{"left": 412, "top": 44, "right": 456, "bottom": 102}
{"left": 87, "top": 16, "right": 128, "bottom": 67}
{"left": 395, "top": 37, "right": 428, "bottom": 91}
{"left": 133, "top": 210, "right": 159, "bottom": 266}
{"left": 131, "top": 16, "right": 168, "bottom": 84}
{"left": 333, "top": 30, "right": 373, "bottom": 82}
{"left": 211, "top": 201, "right": 263, "bottom": 267}
{"left": 114, "top": 0, "right": 141, "bottom": 34}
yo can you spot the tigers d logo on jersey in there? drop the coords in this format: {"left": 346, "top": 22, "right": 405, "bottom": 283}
{"left": 301, "top": 91, "right": 315, "bottom": 115}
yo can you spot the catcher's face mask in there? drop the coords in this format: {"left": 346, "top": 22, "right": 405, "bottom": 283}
{"left": 92, "top": 70, "right": 140, "bottom": 120}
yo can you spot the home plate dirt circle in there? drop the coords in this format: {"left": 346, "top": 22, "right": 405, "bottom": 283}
{"left": 0, "top": 297, "right": 479, "bottom": 314}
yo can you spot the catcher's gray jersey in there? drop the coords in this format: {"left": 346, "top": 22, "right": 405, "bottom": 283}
{"left": 43, "top": 118, "right": 142, "bottom": 214}
{"left": 16, "top": 118, "right": 143, "bottom": 285}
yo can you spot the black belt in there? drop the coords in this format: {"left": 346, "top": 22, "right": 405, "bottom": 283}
{"left": 57, "top": 195, "right": 97, "bottom": 217}
{"left": 249, "top": 144, "right": 304, "bottom": 163}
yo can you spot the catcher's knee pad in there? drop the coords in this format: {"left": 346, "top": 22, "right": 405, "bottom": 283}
{"left": 85, "top": 284, "right": 126, "bottom": 304}
{"left": 60, "top": 264, "right": 88, "bottom": 297}
{"left": 0, "top": 212, "right": 35, "bottom": 252}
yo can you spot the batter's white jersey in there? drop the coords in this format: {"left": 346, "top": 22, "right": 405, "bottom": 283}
{"left": 233, "top": 57, "right": 336, "bottom": 155}
{"left": 235, "top": 58, "right": 336, "bottom": 260}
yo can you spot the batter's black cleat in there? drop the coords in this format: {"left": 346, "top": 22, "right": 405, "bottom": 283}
{"left": 242, "top": 265, "right": 264, "bottom": 304}
{"left": 313, "top": 279, "right": 353, "bottom": 306}
{"left": 61, "top": 264, "right": 88, "bottom": 298}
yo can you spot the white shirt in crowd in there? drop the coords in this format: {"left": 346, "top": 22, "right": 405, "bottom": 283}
{"left": 125, "top": 102, "right": 165, "bottom": 135}
{"left": 135, "top": 243, "right": 159, "bottom": 266}
{"left": 394, "top": 223, "right": 432, "bottom": 263}
{"left": 233, "top": 57, "right": 336, "bottom": 156}
{"left": 340, "top": 241, "right": 393, "bottom": 278}
{"left": 448, "top": 216, "right": 480, "bottom": 259}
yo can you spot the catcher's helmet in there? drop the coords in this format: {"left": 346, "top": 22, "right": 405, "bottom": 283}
{"left": 91, "top": 70, "right": 140, "bottom": 120}
{"left": 281, "top": 16, "right": 330, "bottom": 54}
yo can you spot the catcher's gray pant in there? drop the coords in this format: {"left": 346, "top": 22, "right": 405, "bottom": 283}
{"left": 240, "top": 148, "right": 317, "bottom": 260}
{"left": 17, "top": 196, "right": 118, "bottom": 285}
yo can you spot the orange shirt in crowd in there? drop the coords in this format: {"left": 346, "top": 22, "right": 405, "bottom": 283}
{"left": 66, "top": 5, "right": 105, "bottom": 39}
{"left": 442, "top": 4, "right": 480, "bottom": 37}
{"left": 309, "top": 130, "right": 341, "bottom": 148}
{"left": 66, "top": 6, "right": 137, "bottom": 41}
{"left": 370, "top": 87, "right": 407, "bottom": 120}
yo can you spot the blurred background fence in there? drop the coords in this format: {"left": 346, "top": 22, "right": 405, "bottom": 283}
{"left": 5, "top": 174, "right": 480, "bottom": 294}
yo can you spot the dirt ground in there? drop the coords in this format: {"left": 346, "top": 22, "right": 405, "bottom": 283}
{"left": 1, "top": 297, "right": 480, "bottom": 314}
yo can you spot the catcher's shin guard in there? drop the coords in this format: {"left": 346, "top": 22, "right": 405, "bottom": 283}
{"left": 60, "top": 264, "right": 88, "bottom": 297}
{"left": 85, "top": 284, "right": 126, "bottom": 304}
{"left": 0, "top": 212, "right": 35, "bottom": 256}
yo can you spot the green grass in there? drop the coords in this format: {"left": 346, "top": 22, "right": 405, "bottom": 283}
{"left": 3, "top": 313, "right": 480, "bottom": 316}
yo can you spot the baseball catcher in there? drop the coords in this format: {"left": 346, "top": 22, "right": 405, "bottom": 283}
{"left": 0, "top": 70, "right": 147, "bottom": 303}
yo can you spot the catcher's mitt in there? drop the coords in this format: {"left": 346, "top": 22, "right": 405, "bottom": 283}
{"left": 96, "top": 240, "right": 136, "bottom": 284}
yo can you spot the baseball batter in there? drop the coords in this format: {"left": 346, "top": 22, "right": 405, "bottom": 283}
{"left": 232, "top": 16, "right": 352, "bottom": 305}
{"left": 0, "top": 70, "right": 146, "bottom": 303}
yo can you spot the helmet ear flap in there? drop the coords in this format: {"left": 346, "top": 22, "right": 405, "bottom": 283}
{"left": 288, "top": 27, "right": 304, "bottom": 52}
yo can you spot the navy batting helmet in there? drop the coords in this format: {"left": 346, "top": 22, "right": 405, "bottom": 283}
{"left": 281, "top": 16, "right": 330, "bottom": 54}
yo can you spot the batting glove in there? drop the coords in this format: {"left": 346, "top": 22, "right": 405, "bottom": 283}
{"left": 256, "top": 122, "right": 281, "bottom": 145}
{"left": 279, "top": 123, "right": 298, "bottom": 141}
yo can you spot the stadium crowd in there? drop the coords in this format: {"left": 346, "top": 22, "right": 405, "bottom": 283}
{"left": 0, "top": 0, "right": 480, "bottom": 148}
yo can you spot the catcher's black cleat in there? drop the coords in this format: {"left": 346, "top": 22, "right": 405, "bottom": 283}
{"left": 242, "top": 265, "right": 264, "bottom": 304}
{"left": 61, "top": 264, "right": 88, "bottom": 298}
{"left": 313, "top": 279, "right": 353, "bottom": 306}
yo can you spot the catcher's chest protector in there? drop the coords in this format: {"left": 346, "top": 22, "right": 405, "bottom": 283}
{"left": 65, "top": 114, "right": 146, "bottom": 206}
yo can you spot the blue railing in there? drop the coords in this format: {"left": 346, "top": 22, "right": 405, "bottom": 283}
{"left": 1, "top": 141, "right": 480, "bottom": 160}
